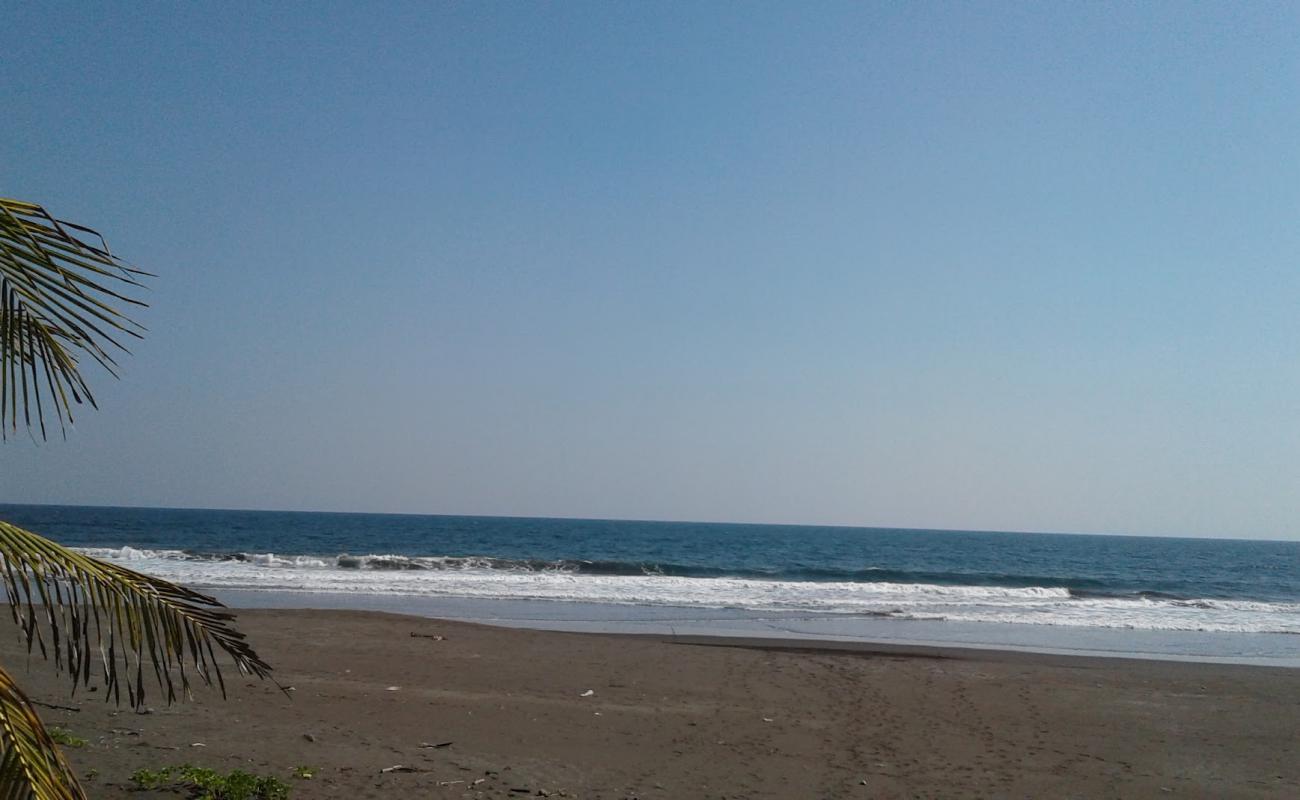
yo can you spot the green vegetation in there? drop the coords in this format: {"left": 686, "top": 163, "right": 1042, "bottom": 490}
{"left": 129, "top": 765, "right": 291, "bottom": 800}
{"left": 128, "top": 767, "right": 174, "bottom": 790}
{"left": 46, "top": 728, "right": 86, "bottom": 748}
{"left": 0, "top": 197, "right": 273, "bottom": 799}
{"left": 290, "top": 765, "right": 316, "bottom": 780}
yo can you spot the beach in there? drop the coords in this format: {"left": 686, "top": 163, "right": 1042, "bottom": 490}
{"left": 15, "top": 608, "right": 1298, "bottom": 799}
{"left": 7, "top": 5, "right": 1300, "bottom": 800}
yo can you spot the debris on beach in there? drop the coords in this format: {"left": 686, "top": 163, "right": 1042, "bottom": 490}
{"left": 380, "top": 764, "right": 423, "bottom": 773}
{"left": 418, "top": 740, "right": 454, "bottom": 749}
{"left": 580, "top": 689, "right": 595, "bottom": 697}
{"left": 386, "top": 685, "right": 401, "bottom": 691}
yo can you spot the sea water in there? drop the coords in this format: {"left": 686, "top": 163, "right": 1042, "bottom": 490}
{"left": 4, "top": 505, "right": 1297, "bottom": 665}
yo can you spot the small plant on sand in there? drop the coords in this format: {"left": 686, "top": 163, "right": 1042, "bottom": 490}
{"left": 290, "top": 765, "right": 315, "bottom": 780}
{"left": 129, "top": 766, "right": 174, "bottom": 790}
{"left": 176, "top": 765, "right": 290, "bottom": 800}
{"left": 47, "top": 728, "right": 86, "bottom": 748}
{"left": 130, "top": 764, "right": 290, "bottom": 800}
{"left": 0, "top": 197, "right": 274, "bottom": 799}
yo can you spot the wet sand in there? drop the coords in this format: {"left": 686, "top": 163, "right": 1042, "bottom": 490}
{"left": 10, "top": 608, "right": 1299, "bottom": 799}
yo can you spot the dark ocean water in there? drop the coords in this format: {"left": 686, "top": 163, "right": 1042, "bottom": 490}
{"left": 3, "top": 504, "right": 1296, "bottom": 639}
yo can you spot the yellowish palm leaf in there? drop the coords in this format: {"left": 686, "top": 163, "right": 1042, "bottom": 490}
{"left": 0, "top": 521, "right": 273, "bottom": 706}
{"left": 0, "top": 666, "right": 83, "bottom": 800}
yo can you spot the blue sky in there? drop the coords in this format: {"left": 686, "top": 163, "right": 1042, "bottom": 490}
{"left": 2, "top": 2, "right": 1297, "bottom": 539}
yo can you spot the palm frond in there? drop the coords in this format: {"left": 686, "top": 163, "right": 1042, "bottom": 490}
{"left": 0, "top": 664, "right": 82, "bottom": 800}
{"left": 0, "top": 521, "right": 272, "bottom": 708}
{"left": 0, "top": 197, "right": 148, "bottom": 440}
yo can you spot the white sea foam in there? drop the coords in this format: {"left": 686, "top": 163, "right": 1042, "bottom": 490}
{"left": 73, "top": 547, "right": 1300, "bottom": 635}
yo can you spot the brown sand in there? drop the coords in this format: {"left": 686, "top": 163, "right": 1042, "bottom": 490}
{"left": 8, "top": 608, "right": 1298, "bottom": 799}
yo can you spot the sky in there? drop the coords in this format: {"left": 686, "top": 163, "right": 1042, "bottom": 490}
{"left": 1, "top": 2, "right": 1297, "bottom": 539}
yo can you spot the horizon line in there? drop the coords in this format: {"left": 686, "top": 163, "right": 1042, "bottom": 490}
{"left": 0, "top": 500, "right": 1292, "bottom": 544}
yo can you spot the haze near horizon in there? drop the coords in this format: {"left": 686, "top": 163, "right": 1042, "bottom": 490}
{"left": 2, "top": 3, "right": 1297, "bottom": 540}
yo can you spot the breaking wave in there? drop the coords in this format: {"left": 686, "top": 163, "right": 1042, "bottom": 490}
{"left": 72, "top": 546, "right": 1300, "bottom": 635}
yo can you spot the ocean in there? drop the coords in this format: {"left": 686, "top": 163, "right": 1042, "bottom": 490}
{"left": 4, "top": 504, "right": 1298, "bottom": 665}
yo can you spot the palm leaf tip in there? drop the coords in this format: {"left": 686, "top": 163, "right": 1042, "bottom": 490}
{"left": 0, "top": 197, "right": 149, "bottom": 440}
{"left": 0, "top": 521, "right": 273, "bottom": 708}
{"left": 0, "top": 665, "right": 83, "bottom": 800}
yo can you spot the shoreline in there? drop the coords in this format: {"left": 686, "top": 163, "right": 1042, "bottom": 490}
{"left": 209, "top": 588, "right": 1300, "bottom": 668}
{"left": 13, "top": 606, "right": 1299, "bottom": 798}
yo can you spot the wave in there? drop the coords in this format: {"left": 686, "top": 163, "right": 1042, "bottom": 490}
{"left": 72, "top": 547, "right": 1172, "bottom": 595}
{"left": 70, "top": 545, "right": 1300, "bottom": 635}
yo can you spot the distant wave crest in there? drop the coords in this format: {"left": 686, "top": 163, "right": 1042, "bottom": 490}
{"left": 72, "top": 546, "right": 1300, "bottom": 635}
{"left": 72, "top": 547, "right": 1146, "bottom": 590}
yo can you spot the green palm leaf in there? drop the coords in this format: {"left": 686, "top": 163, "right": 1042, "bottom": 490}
{"left": 0, "top": 197, "right": 148, "bottom": 439}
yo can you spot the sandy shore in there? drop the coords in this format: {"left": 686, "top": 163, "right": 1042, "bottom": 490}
{"left": 8, "top": 608, "right": 1298, "bottom": 799}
